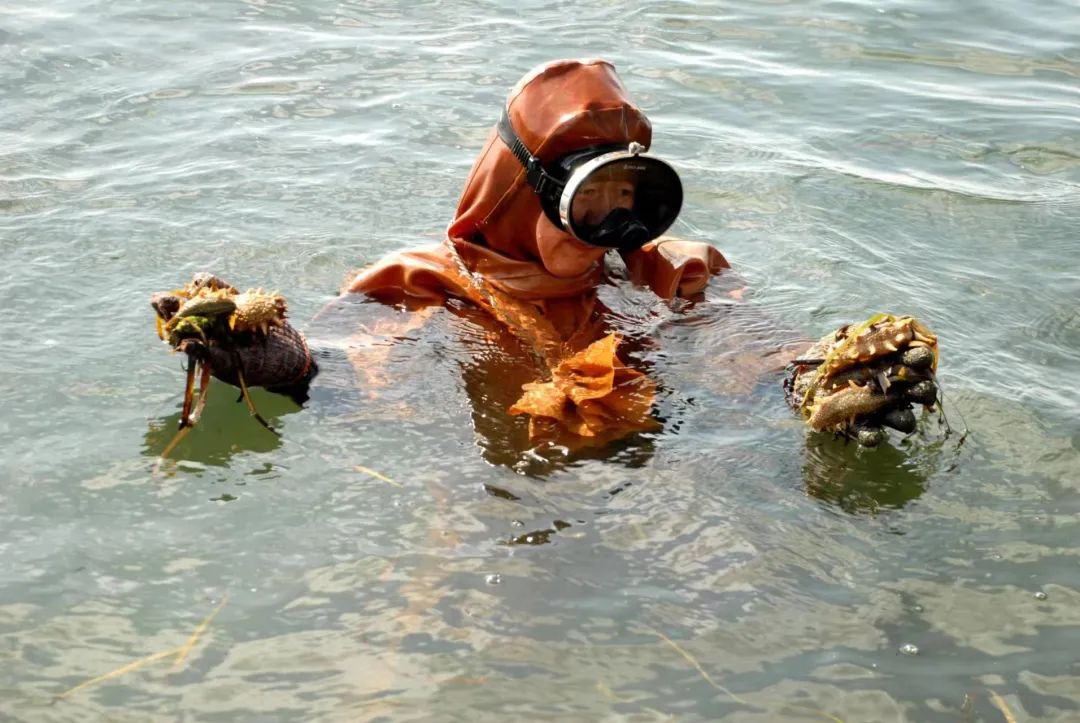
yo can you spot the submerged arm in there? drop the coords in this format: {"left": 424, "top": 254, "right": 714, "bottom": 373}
{"left": 619, "top": 236, "right": 807, "bottom": 393}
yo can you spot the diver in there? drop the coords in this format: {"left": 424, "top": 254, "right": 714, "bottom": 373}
{"left": 155, "top": 59, "right": 938, "bottom": 458}
{"left": 335, "top": 59, "right": 733, "bottom": 448}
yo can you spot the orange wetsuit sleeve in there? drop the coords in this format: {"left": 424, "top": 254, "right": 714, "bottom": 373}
{"left": 343, "top": 244, "right": 469, "bottom": 304}
{"left": 621, "top": 236, "right": 731, "bottom": 300}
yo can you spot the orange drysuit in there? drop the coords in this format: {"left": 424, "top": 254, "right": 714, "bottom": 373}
{"left": 344, "top": 59, "right": 729, "bottom": 447}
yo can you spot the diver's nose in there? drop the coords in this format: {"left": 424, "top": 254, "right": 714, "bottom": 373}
{"left": 600, "top": 189, "right": 620, "bottom": 213}
{"left": 590, "top": 188, "right": 631, "bottom": 223}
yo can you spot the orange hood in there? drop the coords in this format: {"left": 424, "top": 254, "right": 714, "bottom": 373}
{"left": 347, "top": 59, "right": 728, "bottom": 306}
{"left": 447, "top": 59, "right": 653, "bottom": 300}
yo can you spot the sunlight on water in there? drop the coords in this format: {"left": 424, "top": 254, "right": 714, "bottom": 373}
{"left": 1, "top": 0, "right": 1078, "bottom": 720}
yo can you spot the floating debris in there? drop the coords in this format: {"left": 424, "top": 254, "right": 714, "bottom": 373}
{"left": 988, "top": 689, "right": 1018, "bottom": 723}
{"left": 54, "top": 649, "right": 175, "bottom": 701}
{"left": 899, "top": 643, "right": 920, "bottom": 656}
{"left": 172, "top": 593, "right": 230, "bottom": 669}
{"left": 484, "top": 574, "right": 502, "bottom": 585}
{"left": 1034, "top": 591, "right": 1048, "bottom": 601}
{"left": 645, "top": 626, "right": 845, "bottom": 722}
{"left": 354, "top": 464, "right": 402, "bottom": 488}
{"left": 55, "top": 593, "right": 229, "bottom": 701}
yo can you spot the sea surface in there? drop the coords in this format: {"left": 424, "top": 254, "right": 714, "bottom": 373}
{"left": 2, "top": 1, "right": 1078, "bottom": 720}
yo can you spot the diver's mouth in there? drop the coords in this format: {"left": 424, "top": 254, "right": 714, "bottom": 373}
{"left": 577, "top": 207, "right": 651, "bottom": 249}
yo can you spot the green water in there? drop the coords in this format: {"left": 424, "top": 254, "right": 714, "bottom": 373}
{"left": 2, "top": 1, "right": 1078, "bottom": 720}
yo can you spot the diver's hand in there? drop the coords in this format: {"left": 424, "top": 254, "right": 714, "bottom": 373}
{"left": 849, "top": 383, "right": 936, "bottom": 447}
{"left": 787, "top": 362, "right": 938, "bottom": 437}
{"left": 177, "top": 338, "right": 244, "bottom": 388}
{"left": 179, "top": 323, "right": 315, "bottom": 391}
{"left": 785, "top": 319, "right": 940, "bottom": 446}
{"left": 153, "top": 273, "right": 315, "bottom": 392}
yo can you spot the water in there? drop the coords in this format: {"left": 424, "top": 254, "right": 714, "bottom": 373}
{"left": 2, "top": 0, "right": 1078, "bottom": 720}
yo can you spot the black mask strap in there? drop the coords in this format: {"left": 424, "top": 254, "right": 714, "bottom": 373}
{"left": 496, "top": 108, "right": 565, "bottom": 199}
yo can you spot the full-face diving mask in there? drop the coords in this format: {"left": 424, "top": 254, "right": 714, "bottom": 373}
{"left": 497, "top": 109, "right": 683, "bottom": 253}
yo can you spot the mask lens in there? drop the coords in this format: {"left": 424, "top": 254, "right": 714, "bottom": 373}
{"left": 564, "top": 156, "right": 682, "bottom": 250}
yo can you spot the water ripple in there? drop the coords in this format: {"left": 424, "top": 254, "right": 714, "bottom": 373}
{"left": 3, "top": 0, "right": 1080, "bottom": 719}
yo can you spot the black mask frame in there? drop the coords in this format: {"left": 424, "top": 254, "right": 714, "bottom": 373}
{"left": 496, "top": 108, "right": 683, "bottom": 253}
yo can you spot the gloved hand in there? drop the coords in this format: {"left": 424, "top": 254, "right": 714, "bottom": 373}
{"left": 784, "top": 315, "right": 940, "bottom": 447}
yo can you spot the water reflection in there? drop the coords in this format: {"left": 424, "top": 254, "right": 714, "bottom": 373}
{"left": 302, "top": 292, "right": 661, "bottom": 476}
{"left": 504, "top": 519, "right": 574, "bottom": 546}
{"left": 142, "top": 382, "right": 300, "bottom": 466}
{"left": 801, "top": 433, "right": 929, "bottom": 514}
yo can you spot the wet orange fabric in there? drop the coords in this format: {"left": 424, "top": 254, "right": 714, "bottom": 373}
{"left": 345, "top": 59, "right": 730, "bottom": 445}
{"left": 509, "top": 333, "right": 661, "bottom": 443}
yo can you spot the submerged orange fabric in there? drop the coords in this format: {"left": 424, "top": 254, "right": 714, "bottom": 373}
{"left": 345, "top": 59, "right": 729, "bottom": 445}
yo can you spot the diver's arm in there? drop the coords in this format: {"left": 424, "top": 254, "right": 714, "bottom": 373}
{"left": 299, "top": 243, "right": 466, "bottom": 394}
{"left": 306, "top": 292, "right": 440, "bottom": 396}
{"left": 616, "top": 236, "right": 805, "bottom": 394}
{"left": 620, "top": 235, "right": 733, "bottom": 300}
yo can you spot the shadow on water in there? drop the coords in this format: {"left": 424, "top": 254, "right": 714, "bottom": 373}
{"left": 801, "top": 431, "right": 930, "bottom": 514}
{"left": 142, "top": 382, "right": 302, "bottom": 466}
{"left": 459, "top": 324, "right": 661, "bottom": 477}
{"left": 304, "top": 292, "right": 661, "bottom": 478}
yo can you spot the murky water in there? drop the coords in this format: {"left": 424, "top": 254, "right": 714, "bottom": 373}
{"left": 2, "top": 0, "right": 1078, "bottom": 720}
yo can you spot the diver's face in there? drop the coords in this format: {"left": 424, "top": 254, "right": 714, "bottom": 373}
{"left": 570, "top": 179, "right": 635, "bottom": 226}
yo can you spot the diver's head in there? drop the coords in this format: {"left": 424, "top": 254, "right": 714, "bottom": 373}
{"left": 447, "top": 60, "right": 680, "bottom": 283}
{"left": 497, "top": 109, "right": 683, "bottom": 253}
